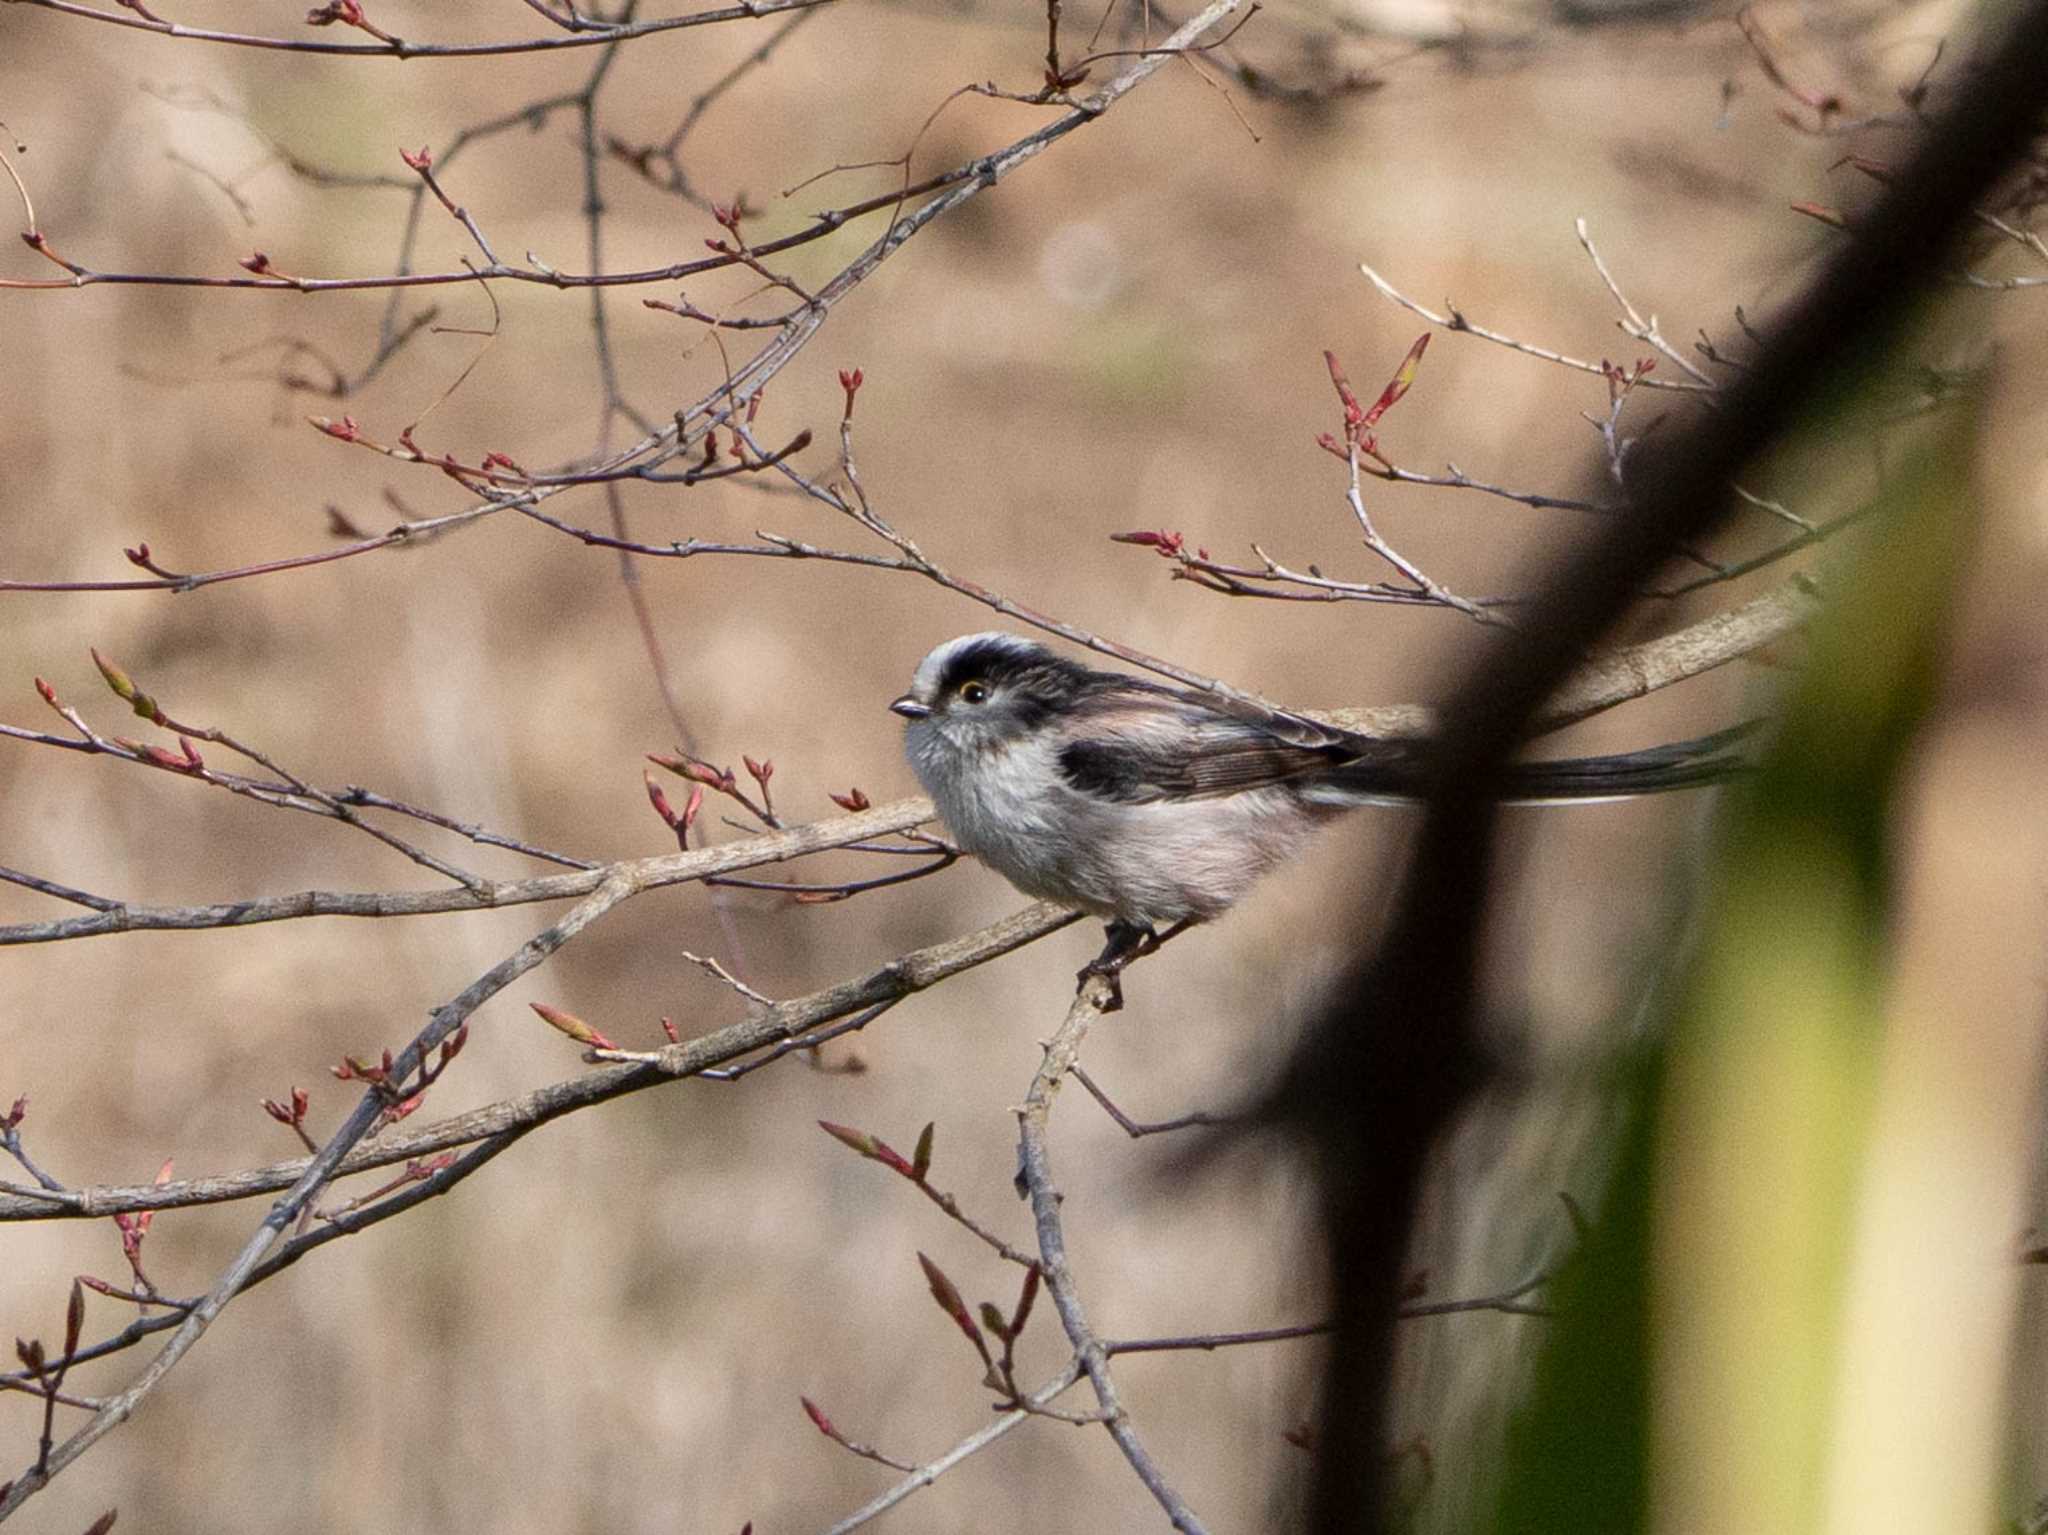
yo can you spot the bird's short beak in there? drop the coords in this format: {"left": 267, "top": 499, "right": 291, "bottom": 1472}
{"left": 889, "top": 695, "right": 932, "bottom": 720}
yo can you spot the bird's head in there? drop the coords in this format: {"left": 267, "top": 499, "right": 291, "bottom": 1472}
{"left": 890, "top": 632, "right": 1085, "bottom": 754}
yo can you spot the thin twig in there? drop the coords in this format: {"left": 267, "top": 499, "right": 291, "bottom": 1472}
{"left": 1015, "top": 978, "right": 1211, "bottom": 1534}
{"left": 0, "top": 871, "right": 639, "bottom": 1518}
{"left": 0, "top": 797, "right": 939, "bottom": 946}
{"left": 1071, "top": 1064, "right": 1235, "bottom": 1137}
{"left": 0, "top": 904, "right": 1082, "bottom": 1225}
{"left": 1574, "top": 217, "right": 1717, "bottom": 388}
{"left": 1359, "top": 259, "right": 1715, "bottom": 393}
{"left": 814, "top": 1361, "right": 1085, "bottom": 1535}
{"left": 2, "top": 0, "right": 837, "bottom": 59}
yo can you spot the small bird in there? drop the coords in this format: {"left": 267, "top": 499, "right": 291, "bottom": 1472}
{"left": 891, "top": 631, "right": 1743, "bottom": 991}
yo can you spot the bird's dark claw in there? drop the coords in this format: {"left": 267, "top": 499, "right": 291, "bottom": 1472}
{"left": 1076, "top": 919, "right": 1199, "bottom": 1013}
{"left": 1075, "top": 920, "right": 1153, "bottom": 1013}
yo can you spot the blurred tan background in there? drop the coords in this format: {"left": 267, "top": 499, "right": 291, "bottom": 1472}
{"left": 3, "top": 0, "right": 2033, "bottom": 1529}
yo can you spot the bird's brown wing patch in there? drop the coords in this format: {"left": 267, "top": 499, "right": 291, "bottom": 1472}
{"left": 1057, "top": 703, "right": 1349, "bottom": 803}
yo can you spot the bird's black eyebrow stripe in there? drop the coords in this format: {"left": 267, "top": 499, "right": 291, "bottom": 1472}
{"left": 931, "top": 637, "right": 1054, "bottom": 695}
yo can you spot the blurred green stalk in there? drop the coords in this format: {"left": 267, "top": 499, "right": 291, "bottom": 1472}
{"left": 1488, "top": 392, "right": 1979, "bottom": 1535}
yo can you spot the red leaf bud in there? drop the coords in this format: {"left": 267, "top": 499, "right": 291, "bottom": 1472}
{"left": 800, "top": 1396, "right": 834, "bottom": 1436}
{"left": 817, "top": 1120, "right": 878, "bottom": 1157}
{"left": 1789, "top": 200, "right": 1849, "bottom": 229}
{"left": 1323, "top": 349, "right": 1363, "bottom": 425}
{"left": 644, "top": 771, "right": 680, "bottom": 829}
{"left": 90, "top": 648, "right": 137, "bottom": 702}
{"left": 916, "top": 1252, "right": 990, "bottom": 1361}
{"left": 911, "top": 1121, "right": 933, "bottom": 1182}
{"left": 663, "top": 757, "right": 731, "bottom": 791}
{"left": 917, "top": 1251, "right": 967, "bottom": 1321}
{"left": 1010, "top": 1264, "right": 1040, "bottom": 1336}
{"left": 1361, "top": 332, "right": 1430, "bottom": 428}
{"left": 530, "top": 1002, "right": 614, "bottom": 1050}
{"left": 335, "top": 1053, "right": 385, "bottom": 1083}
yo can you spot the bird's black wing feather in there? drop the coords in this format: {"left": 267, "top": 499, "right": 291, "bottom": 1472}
{"left": 1050, "top": 673, "right": 1757, "bottom": 804}
{"left": 1056, "top": 686, "right": 1356, "bottom": 803}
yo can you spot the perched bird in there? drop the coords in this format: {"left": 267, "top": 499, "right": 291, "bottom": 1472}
{"left": 890, "top": 631, "right": 1743, "bottom": 987}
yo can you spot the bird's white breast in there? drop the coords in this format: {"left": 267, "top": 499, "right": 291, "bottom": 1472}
{"left": 905, "top": 720, "right": 1330, "bottom": 926}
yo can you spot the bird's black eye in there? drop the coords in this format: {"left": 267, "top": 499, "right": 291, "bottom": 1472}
{"left": 958, "top": 680, "right": 990, "bottom": 705}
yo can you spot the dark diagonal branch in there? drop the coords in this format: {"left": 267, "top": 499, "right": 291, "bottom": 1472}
{"left": 1292, "top": 5, "right": 2048, "bottom": 1528}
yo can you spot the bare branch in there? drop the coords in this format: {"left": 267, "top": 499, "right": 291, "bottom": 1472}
{"left": 815, "top": 1361, "right": 1085, "bottom": 1535}
{"left": 1015, "top": 978, "right": 1211, "bottom": 1534}
{"left": 1323, "top": 569, "right": 1823, "bottom": 740}
{"left": 1, "top": 0, "right": 837, "bottom": 59}
{"left": 1575, "top": 217, "right": 1717, "bottom": 388}
{"left": 0, "top": 903, "right": 1081, "bottom": 1225}
{"left": 1359, "top": 259, "right": 1715, "bottom": 394}
{"left": 0, "top": 868, "right": 639, "bottom": 1517}
{"left": 0, "top": 798, "right": 937, "bottom": 946}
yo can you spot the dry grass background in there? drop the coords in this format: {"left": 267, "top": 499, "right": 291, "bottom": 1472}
{"left": 2, "top": 0, "right": 2036, "bottom": 1530}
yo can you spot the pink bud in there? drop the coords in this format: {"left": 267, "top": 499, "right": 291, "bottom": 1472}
{"left": 644, "top": 772, "right": 680, "bottom": 829}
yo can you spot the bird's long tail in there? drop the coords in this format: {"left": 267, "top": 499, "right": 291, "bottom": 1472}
{"left": 1318, "top": 722, "right": 1757, "bottom": 807}
{"left": 1499, "top": 721, "right": 1758, "bottom": 802}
